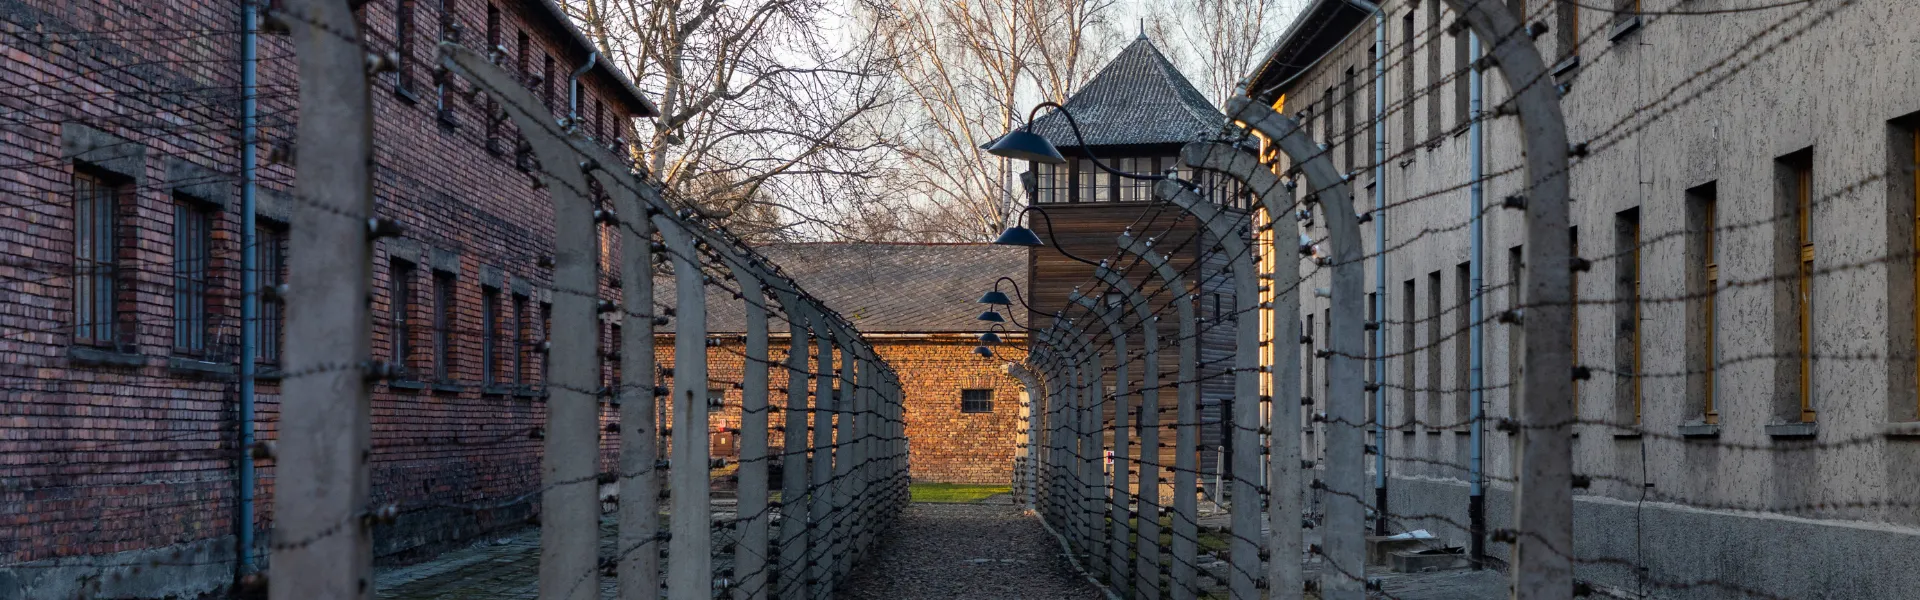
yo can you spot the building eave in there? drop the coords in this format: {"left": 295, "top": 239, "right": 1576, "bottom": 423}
{"left": 529, "top": 0, "right": 659, "bottom": 118}
{"left": 1244, "top": 0, "right": 1373, "bottom": 102}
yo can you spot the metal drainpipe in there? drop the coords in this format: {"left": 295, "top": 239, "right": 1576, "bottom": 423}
{"left": 236, "top": 0, "right": 259, "bottom": 577}
{"left": 1342, "top": 0, "right": 1391, "bottom": 538}
{"left": 569, "top": 51, "right": 598, "bottom": 124}
{"left": 1466, "top": 28, "right": 1487, "bottom": 568}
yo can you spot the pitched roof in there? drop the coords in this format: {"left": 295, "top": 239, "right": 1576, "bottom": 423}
{"left": 657, "top": 243, "right": 1028, "bottom": 334}
{"left": 529, "top": 0, "right": 659, "bottom": 117}
{"left": 1024, "top": 36, "right": 1225, "bottom": 149}
{"left": 1243, "top": 0, "right": 1372, "bottom": 103}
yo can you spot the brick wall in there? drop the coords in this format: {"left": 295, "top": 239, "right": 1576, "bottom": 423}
{"left": 0, "top": 0, "right": 645, "bottom": 594}
{"left": 653, "top": 335, "right": 1024, "bottom": 486}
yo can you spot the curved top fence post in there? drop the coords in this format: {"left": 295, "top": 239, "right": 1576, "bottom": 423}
{"left": 1225, "top": 96, "right": 1366, "bottom": 599}
{"left": 1433, "top": 2, "right": 1574, "bottom": 595}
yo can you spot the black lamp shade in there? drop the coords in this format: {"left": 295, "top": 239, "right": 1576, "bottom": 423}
{"left": 985, "top": 130, "right": 1067, "bottom": 164}
{"left": 993, "top": 225, "right": 1045, "bottom": 247}
{"left": 976, "top": 310, "right": 1006, "bottom": 323}
{"left": 978, "top": 290, "right": 1013, "bottom": 306}
{"left": 973, "top": 346, "right": 994, "bottom": 358}
{"left": 980, "top": 331, "right": 1002, "bottom": 344}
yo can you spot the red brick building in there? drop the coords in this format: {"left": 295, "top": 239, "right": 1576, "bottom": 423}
{"left": 0, "top": 1, "right": 653, "bottom": 597}
{"left": 657, "top": 243, "right": 1029, "bottom": 485}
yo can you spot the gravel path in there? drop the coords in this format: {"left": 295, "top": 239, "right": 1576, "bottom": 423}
{"left": 837, "top": 502, "right": 1104, "bottom": 600}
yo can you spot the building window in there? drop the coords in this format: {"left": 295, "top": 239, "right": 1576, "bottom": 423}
{"left": 1455, "top": 262, "right": 1470, "bottom": 428}
{"left": 1507, "top": 246, "right": 1522, "bottom": 414}
{"left": 485, "top": 4, "right": 501, "bottom": 57}
{"left": 1305, "top": 313, "right": 1317, "bottom": 408}
{"left": 1570, "top": 226, "right": 1580, "bottom": 412}
{"left": 1401, "top": 279, "right": 1415, "bottom": 429}
{"left": 607, "top": 323, "right": 622, "bottom": 390}
{"left": 391, "top": 259, "right": 417, "bottom": 377}
{"left": 540, "top": 301, "right": 552, "bottom": 384}
{"left": 516, "top": 30, "right": 529, "bottom": 81}
{"left": 1426, "top": 271, "right": 1441, "bottom": 428}
{"left": 709, "top": 388, "right": 728, "bottom": 412}
{"left": 1401, "top": 10, "right": 1415, "bottom": 152}
{"left": 512, "top": 293, "right": 529, "bottom": 385}
{"left": 1686, "top": 185, "right": 1717, "bottom": 423}
{"left": 1558, "top": 0, "right": 1579, "bottom": 61}
{"left": 73, "top": 170, "right": 124, "bottom": 347}
{"left": 542, "top": 54, "right": 555, "bottom": 112}
{"left": 1784, "top": 151, "right": 1815, "bottom": 422}
{"left": 482, "top": 285, "right": 500, "bottom": 384}
{"left": 1425, "top": 1, "right": 1441, "bottom": 140}
{"left": 1453, "top": 19, "right": 1470, "bottom": 130}
{"left": 593, "top": 98, "right": 605, "bottom": 141}
{"left": 1367, "top": 291, "right": 1378, "bottom": 424}
{"left": 257, "top": 224, "right": 287, "bottom": 364}
{"left": 1912, "top": 129, "right": 1920, "bottom": 418}
{"left": 1078, "top": 157, "right": 1109, "bottom": 202}
{"left": 173, "top": 197, "right": 214, "bottom": 355}
{"left": 434, "top": 0, "right": 458, "bottom": 122}
{"left": 1033, "top": 162, "right": 1065, "bottom": 204}
{"left": 433, "top": 270, "right": 457, "bottom": 383}
{"left": 1321, "top": 86, "right": 1336, "bottom": 148}
{"left": 395, "top": 0, "right": 416, "bottom": 96}
{"left": 1615, "top": 208, "right": 1642, "bottom": 424}
{"left": 961, "top": 389, "right": 993, "bottom": 413}
{"left": 1343, "top": 68, "right": 1356, "bottom": 171}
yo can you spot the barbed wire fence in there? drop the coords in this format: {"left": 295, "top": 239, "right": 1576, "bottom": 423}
{"left": 1, "top": 1, "right": 910, "bottom": 599}
{"left": 1002, "top": 0, "right": 1915, "bottom": 599}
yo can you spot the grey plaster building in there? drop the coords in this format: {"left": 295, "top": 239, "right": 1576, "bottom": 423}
{"left": 1246, "top": 0, "right": 1920, "bottom": 596}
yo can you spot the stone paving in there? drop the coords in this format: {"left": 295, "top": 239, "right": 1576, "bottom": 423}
{"left": 837, "top": 498, "right": 1102, "bottom": 600}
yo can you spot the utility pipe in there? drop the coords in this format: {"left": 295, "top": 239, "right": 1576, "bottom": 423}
{"left": 1354, "top": 0, "right": 1390, "bottom": 538}
{"left": 237, "top": 0, "right": 259, "bottom": 577}
{"left": 1466, "top": 28, "right": 1487, "bottom": 568}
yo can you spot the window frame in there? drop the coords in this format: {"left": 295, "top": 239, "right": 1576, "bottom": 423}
{"left": 482, "top": 285, "right": 501, "bottom": 384}
{"left": 72, "top": 169, "right": 125, "bottom": 348}
{"left": 172, "top": 195, "right": 216, "bottom": 356}
{"left": 391, "top": 258, "right": 418, "bottom": 378}
{"left": 254, "top": 223, "right": 289, "bottom": 365}
{"left": 433, "top": 269, "right": 458, "bottom": 383}
{"left": 960, "top": 388, "right": 994, "bottom": 414}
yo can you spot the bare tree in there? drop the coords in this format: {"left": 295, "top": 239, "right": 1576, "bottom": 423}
{"left": 1147, "top": 0, "right": 1303, "bottom": 106}
{"left": 563, "top": 0, "right": 901, "bottom": 242}
{"left": 866, "top": 0, "right": 1121, "bottom": 241}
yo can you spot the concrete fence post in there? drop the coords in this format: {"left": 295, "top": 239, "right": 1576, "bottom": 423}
{"left": 653, "top": 223, "right": 711, "bottom": 600}
{"left": 1117, "top": 233, "right": 1200, "bottom": 600}
{"left": 1178, "top": 140, "right": 1306, "bottom": 596}
{"left": 1154, "top": 178, "right": 1261, "bottom": 600}
{"left": 1095, "top": 267, "right": 1163, "bottom": 600}
{"left": 808, "top": 328, "right": 835, "bottom": 600}
{"left": 734, "top": 267, "right": 772, "bottom": 600}
{"left": 776, "top": 301, "right": 811, "bottom": 600}
{"left": 1434, "top": 2, "right": 1575, "bottom": 596}
{"left": 271, "top": 0, "right": 373, "bottom": 596}
{"left": 1072, "top": 289, "right": 1133, "bottom": 595}
{"left": 831, "top": 327, "right": 858, "bottom": 585}
{"left": 1229, "top": 96, "right": 1367, "bottom": 600}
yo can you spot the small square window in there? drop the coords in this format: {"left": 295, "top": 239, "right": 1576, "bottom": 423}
{"left": 708, "top": 388, "right": 728, "bottom": 412}
{"left": 961, "top": 389, "right": 993, "bottom": 414}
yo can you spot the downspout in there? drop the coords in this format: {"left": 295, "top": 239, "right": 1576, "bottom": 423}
{"left": 1341, "top": 0, "right": 1391, "bottom": 538}
{"left": 237, "top": 0, "right": 259, "bottom": 578}
{"left": 1466, "top": 28, "right": 1487, "bottom": 568}
{"left": 568, "top": 51, "right": 598, "bottom": 125}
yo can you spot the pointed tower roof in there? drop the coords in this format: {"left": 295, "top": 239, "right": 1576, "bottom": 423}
{"left": 1025, "top": 37, "right": 1224, "bottom": 150}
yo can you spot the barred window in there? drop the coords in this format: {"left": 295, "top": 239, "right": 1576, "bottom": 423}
{"left": 482, "top": 285, "right": 500, "bottom": 384}
{"left": 73, "top": 170, "right": 123, "bottom": 347}
{"left": 257, "top": 224, "right": 288, "bottom": 364}
{"left": 395, "top": 0, "right": 416, "bottom": 95}
{"left": 173, "top": 197, "right": 214, "bottom": 354}
{"left": 511, "top": 293, "right": 529, "bottom": 385}
{"left": 961, "top": 389, "right": 993, "bottom": 413}
{"left": 434, "top": 270, "right": 457, "bottom": 382}
{"left": 390, "top": 259, "right": 418, "bottom": 376}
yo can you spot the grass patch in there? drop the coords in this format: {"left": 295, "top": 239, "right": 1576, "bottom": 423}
{"left": 910, "top": 483, "right": 1012, "bottom": 503}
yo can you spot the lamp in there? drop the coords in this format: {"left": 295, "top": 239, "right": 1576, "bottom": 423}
{"left": 984, "top": 130, "right": 1066, "bottom": 164}
{"left": 980, "top": 331, "right": 1002, "bottom": 344}
{"left": 973, "top": 346, "right": 994, "bottom": 358}
{"left": 977, "top": 310, "right": 1006, "bottom": 323}
{"left": 978, "top": 290, "right": 1014, "bottom": 306}
{"left": 991, "top": 225, "right": 1045, "bottom": 247}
